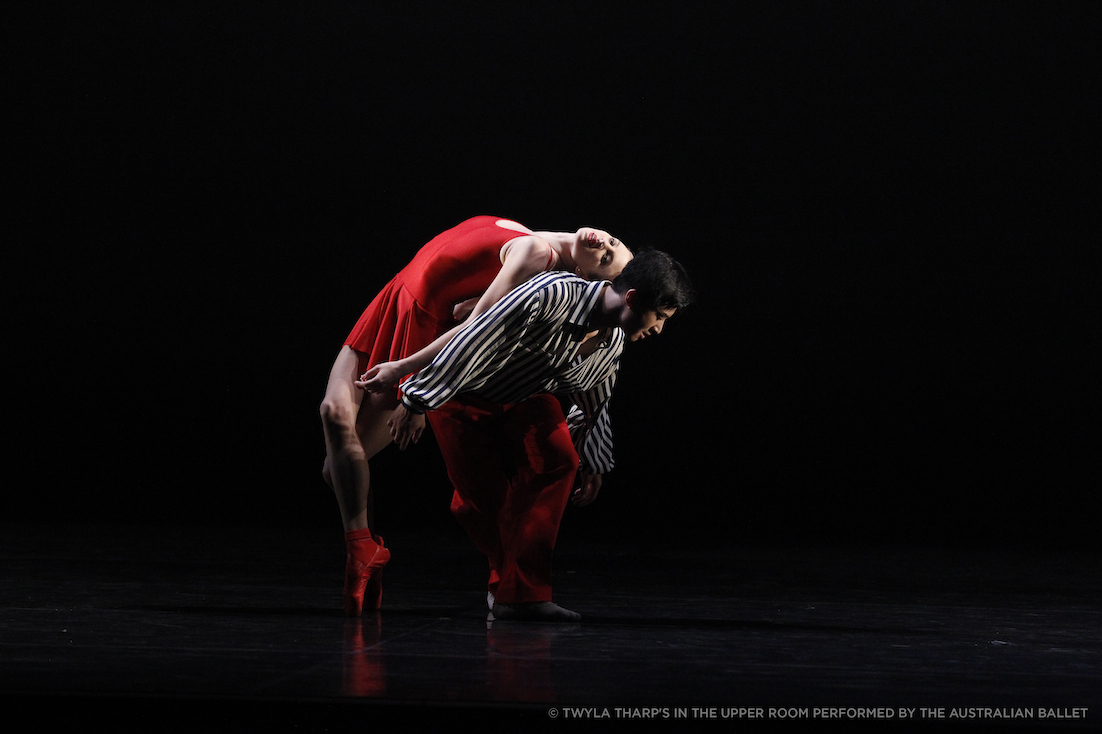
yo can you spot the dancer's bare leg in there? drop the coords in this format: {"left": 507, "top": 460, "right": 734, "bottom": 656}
{"left": 322, "top": 347, "right": 399, "bottom": 615}
{"left": 320, "top": 346, "right": 397, "bottom": 532}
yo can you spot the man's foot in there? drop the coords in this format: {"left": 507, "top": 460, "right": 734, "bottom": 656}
{"left": 491, "top": 601, "right": 581, "bottom": 622}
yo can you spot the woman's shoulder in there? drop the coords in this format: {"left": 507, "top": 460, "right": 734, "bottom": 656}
{"left": 499, "top": 233, "right": 556, "bottom": 271}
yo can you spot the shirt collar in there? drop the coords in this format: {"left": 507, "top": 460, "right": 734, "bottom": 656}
{"left": 564, "top": 278, "right": 611, "bottom": 339}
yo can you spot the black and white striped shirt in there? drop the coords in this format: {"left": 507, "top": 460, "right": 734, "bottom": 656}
{"left": 400, "top": 271, "right": 624, "bottom": 474}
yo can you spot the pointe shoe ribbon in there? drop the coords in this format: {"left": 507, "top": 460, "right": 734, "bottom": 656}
{"left": 344, "top": 530, "right": 391, "bottom": 616}
{"left": 364, "top": 535, "right": 386, "bottom": 611}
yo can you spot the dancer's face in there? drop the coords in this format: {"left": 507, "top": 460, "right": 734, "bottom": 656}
{"left": 572, "top": 228, "right": 633, "bottom": 280}
{"left": 618, "top": 291, "right": 676, "bottom": 342}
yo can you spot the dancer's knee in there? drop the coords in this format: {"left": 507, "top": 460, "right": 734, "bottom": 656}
{"left": 320, "top": 396, "right": 349, "bottom": 426}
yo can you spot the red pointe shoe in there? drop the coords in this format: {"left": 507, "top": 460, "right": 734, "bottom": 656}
{"left": 364, "top": 535, "right": 386, "bottom": 611}
{"left": 344, "top": 530, "right": 391, "bottom": 616}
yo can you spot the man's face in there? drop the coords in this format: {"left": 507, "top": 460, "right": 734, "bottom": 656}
{"left": 620, "top": 291, "right": 676, "bottom": 342}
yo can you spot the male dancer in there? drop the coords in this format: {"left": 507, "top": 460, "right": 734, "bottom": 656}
{"left": 382, "top": 249, "right": 693, "bottom": 621}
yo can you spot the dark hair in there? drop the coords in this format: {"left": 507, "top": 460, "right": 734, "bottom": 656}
{"left": 611, "top": 248, "right": 694, "bottom": 313}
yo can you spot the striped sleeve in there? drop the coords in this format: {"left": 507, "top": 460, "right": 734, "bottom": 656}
{"left": 565, "top": 363, "right": 619, "bottom": 475}
{"left": 398, "top": 272, "right": 571, "bottom": 412}
{"left": 399, "top": 278, "right": 539, "bottom": 412}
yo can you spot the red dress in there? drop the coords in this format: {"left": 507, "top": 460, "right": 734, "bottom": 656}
{"left": 344, "top": 215, "right": 575, "bottom": 606}
{"left": 344, "top": 216, "right": 544, "bottom": 370}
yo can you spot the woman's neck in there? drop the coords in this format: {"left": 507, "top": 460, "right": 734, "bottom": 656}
{"left": 535, "top": 230, "right": 577, "bottom": 272}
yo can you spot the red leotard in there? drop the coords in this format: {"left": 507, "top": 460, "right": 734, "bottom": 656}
{"left": 343, "top": 216, "right": 550, "bottom": 370}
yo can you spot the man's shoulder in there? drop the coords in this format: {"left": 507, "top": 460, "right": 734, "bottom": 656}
{"left": 527, "top": 270, "right": 589, "bottom": 289}
{"left": 531, "top": 271, "right": 602, "bottom": 304}
{"left": 531, "top": 270, "right": 609, "bottom": 299}
{"left": 515, "top": 271, "right": 591, "bottom": 304}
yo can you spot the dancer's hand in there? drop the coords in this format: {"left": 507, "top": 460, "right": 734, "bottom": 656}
{"left": 452, "top": 296, "right": 480, "bottom": 323}
{"left": 572, "top": 472, "right": 602, "bottom": 506}
{"left": 387, "top": 404, "right": 425, "bottom": 450}
{"left": 356, "top": 360, "right": 405, "bottom": 392}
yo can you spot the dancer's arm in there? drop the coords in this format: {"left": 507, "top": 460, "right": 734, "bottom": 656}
{"left": 563, "top": 360, "right": 620, "bottom": 505}
{"left": 397, "top": 274, "right": 553, "bottom": 416}
{"left": 356, "top": 236, "right": 554, "bottom": 392}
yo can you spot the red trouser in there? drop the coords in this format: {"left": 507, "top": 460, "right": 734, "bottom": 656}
{"left": 427, "top": 394, "right": 580, "bottom": 604}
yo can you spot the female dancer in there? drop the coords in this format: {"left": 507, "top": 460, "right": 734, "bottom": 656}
{"left": 320, "top": 216, "right": 632, "bottom": 615}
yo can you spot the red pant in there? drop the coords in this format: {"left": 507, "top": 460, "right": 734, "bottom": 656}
{"left": 427, "top": 394, "right": 579, "bottom": 604}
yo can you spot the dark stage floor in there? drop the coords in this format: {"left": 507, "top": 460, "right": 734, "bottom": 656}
{"left": 2, "top": 523, "right": 1099, "bottom": 731}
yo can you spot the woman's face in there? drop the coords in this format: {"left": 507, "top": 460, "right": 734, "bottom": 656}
{"left": 572, "top": 227, "right": 633, "bottom": 280}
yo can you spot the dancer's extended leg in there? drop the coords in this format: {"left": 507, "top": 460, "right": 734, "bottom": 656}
{"left": 320, "top": 346, "right": 397, "bottom": 615}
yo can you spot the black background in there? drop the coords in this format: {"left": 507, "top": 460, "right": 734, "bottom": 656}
{"left": 8, "top": 2, "right": 1098, "bottom": 548}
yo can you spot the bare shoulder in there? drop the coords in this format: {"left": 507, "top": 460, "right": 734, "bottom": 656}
{"left": 499, "top": 234, "right": 556, "bottom": 271}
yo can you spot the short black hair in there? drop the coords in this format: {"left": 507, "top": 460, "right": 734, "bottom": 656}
{"left": 611, "top": 248, "right": 694, "bottom": 313}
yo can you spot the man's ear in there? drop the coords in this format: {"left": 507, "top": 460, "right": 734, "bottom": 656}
{"left": 623, "top": 288, "right": 638, "bottom": 310}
